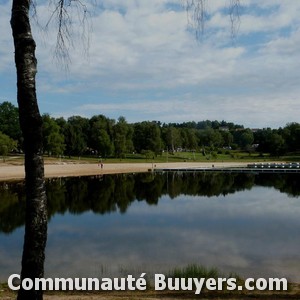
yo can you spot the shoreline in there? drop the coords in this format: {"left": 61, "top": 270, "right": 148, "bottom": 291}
{"left": 0, "top": 162, "right": 249, "bottom": 182}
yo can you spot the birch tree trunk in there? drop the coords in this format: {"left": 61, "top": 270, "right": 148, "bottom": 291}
{"left": 11, "top": 1, "right": 48, "bottom": 299}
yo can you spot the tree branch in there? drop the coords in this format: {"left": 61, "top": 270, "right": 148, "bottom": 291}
{"left": 229, "top": 0, "right": 240, "bottom": 40}
{"left": 183, "top": 0, "right": 241, "bottom": 40}
{"left": 45, "top": 0, "right": 91, "bottom": 68}
{"left": 183, "top": 0, "right": 207, "bottom": 39}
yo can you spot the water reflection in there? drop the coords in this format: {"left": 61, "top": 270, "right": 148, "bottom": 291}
{"left": 1, "top": 172, "right": 300, "bottom": 282}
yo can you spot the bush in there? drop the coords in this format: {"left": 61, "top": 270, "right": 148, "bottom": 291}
{"left": 141, "top": 150, "right": 155, "bottom": 160}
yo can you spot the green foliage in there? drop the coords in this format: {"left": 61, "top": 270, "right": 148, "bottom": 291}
{"left": 133, "top": 121, "right": 162, "bottom": 155}
{"left": 2, "top": 101, "right": 300, "bottom": 158}
{"left": 169, "top": 264, "right": 220, "bottom": 279}
{"left": 42, "top": 114, "right": 65, "bottom": 156}
{"left": 114, "top": 116, "right": 133, "bottom": 158}
{"left": 89, "top": 115, "right": 114, "bottom": 157}
{"left": 141, "top": 149, "right": 155, "bottom": 159}
{"left": 186, "top": 128, "right": 199, "bottom": 149}
{"left": 234, "top": 129, "right": 254, "bottom": 150}
{"left": 198, "top": 128, "right": 224, "bottom": 149}
{"left": 0, "top": 131, "right": 17, "bottom": 158}
{"left": 0, "top": 101, "right": 22, "bottom": 143}
{"left": 64, "top": 116, "right": 89, "bottom": 156}
{"left": 282, "top": 122, "right": 300, "bottom": 152}
{"left": 162, "top": 126, "right": 181, "bottom": 152}
{"left": 221, "top": 130, "right": 233, "bottom": 147}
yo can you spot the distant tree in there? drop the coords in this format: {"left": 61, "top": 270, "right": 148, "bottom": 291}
{"left": 179, "top": 128, "right": 199, "bottom": 151}
{"left": 221, "top": 130, "right": 234, "bottom": 148}
{"left": 89, "top": 115, "right": 114, "bottom": 157}
{"left": 256, "top": 129, "right": 278, "bottom": 155}
{"left": 133, "top": 122, "right": 162, "bottom": 155}
{"left": 199, "top": 128, "right": 224, "bottom": 149}
{"left": 269, "top": 133, "right": 285, "bottom": 156}
{"left": 186, "top": 129, "right": 199, "bottom": 150}
{"left": 211, "top": 120, "right": 220, "bottom": 129}
{"left": 241, "top": 130, "right": 254, "bottom": 149}
{"left": 114, "top": 116, "right": 133, "bottom": 158}
{"left": 197, "top": 120, "right": 212, "bottom": 129}
{"left": 42, "top": 114, "right": 65, "bottom": 156}
{"left": 0, "top": 101, "right": 22, "bottom": 145}
{"left": 64, "top": 123, "right": 87, "bottom": 157}
{"left": 181, "top": 121, "right": 197, "bottom": 129}
{"left": 125, "top": 124, "right": 134, "bottom": 154}
{"left": 283, "top": 123, "right": 300, "bottom": 152}
{"left": 255, "top": 128, "right": 272, "bottom": 153}
{"left": 0, "top": 131, "right": 17, "bottom": 160}
{"left": 97, "top": 129, "right": 113, "bottom": 157}
{"left": 54, "top": 117, "right": 67, "bottom": 131}
{"left": 180, "top": 129, "right": 188, "bottom": 149}
{"left": 233, "top": 129, "right": 254, "bottom": 150}
{"left": 163, "top": 126, "right": 182, "bottom": 152}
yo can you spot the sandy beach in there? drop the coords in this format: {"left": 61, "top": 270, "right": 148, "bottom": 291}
{"left": 0, "top": 161, "right": 249, "bottom": 182}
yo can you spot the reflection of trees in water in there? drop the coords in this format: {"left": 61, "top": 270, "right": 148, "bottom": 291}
{"left": 135, "top": 173, "right": 165, "bottom": 205}
{"left": 255, "top": 173, "right": 300, "bottom": 197}
{"left": 1, "top": 172, "right": 300, "bottom": 233}
{"left": 0, "top": 182, "right": 25, "bottom": 233}
{"left": 168, "top": 172, "right": 255, "bottom": 198}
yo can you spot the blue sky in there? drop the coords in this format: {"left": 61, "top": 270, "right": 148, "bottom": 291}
{"left": 1, "top": 0, "right": 300, "bottom": 128}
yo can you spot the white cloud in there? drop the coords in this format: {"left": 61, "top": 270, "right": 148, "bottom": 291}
{"left": 0, "top": 1, "right": 15, "bottom": 71}
{"left": 2, "top": 1, "right": 300, "bottom": 128}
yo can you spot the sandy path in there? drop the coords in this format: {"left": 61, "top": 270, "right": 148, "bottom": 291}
{"left": 0, "top": 162, "right": 248, "bottom": 182}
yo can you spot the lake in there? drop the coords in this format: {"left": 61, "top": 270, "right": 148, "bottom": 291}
{"left": 1, "top": 172, "right": 300, "bottom": 282}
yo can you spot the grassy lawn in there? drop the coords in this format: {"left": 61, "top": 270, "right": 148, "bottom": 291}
{"left": 2, "top": 151, "right": 300, "bottom": 165}
{"left": 67, "top": 151, "right": 299, "bottom": 164}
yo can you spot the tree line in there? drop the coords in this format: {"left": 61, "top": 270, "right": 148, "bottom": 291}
{"left": 1, "top": 101, "right": 300, "bottom": 158}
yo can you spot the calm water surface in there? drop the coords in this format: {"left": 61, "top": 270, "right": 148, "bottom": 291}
{"left": 0, "top": 172, "right": 300, "bottom": 282}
